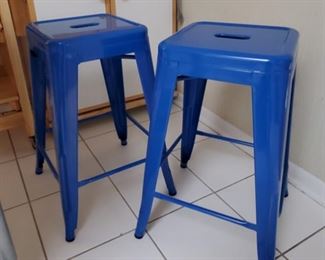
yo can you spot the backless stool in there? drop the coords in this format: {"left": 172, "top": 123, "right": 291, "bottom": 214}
{"left": 27, "top": 14, "right": 176, "bottom": 242}
{"left": 135, "top": 22, "right": 298, "bottom": 260}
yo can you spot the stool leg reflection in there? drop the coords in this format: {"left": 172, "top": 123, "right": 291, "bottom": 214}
{"left": 30, "top": 49, "right": 46, "bottom": 175}
{"left": 135, "top": 59, "right": 177, "bottom": 238}
{"left": 101, "top": 57, "right": 128, "bottom": 145}
{"left": 47, "top": 51, "right": 79, "bottom": 242}
{"left": 252, "top": 71, "right": 290, "bottom": 260}
{"left": 135, "top": 41, "right": 177, "bottom": 196}
{"left": 280, "top": 71, "right": 296, "bottom": 213}
{"left": 181, "top": 79, "right": 207, "bottom": 168}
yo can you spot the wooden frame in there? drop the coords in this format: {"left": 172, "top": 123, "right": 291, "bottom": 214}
{"left": 0, "top": 0, "right": 34, "bottom": 135}
{"left": 76, "top": 0, "right": 178, "bottom": 119}
{"left": 4, "top": 0, "right": 178, "bottom": 132}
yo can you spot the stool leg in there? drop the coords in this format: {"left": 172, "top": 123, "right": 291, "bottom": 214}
{"left": 279, "top": 71, "right": 296, "bottom": 214}
{"left": 47, "top": 54, "right": 79, "bottom": 242}
{"left": 252, "top": 72, "right": 289, "bottom": 260}
{"left": 135, "top": 62, "right": 177, "bottom": 238}
{"left": 135, "top": 42, "right": 177, "bottom": 196}
{"left": 180, "top": 79, "right": 207, "bottom": 168}
{"left": 101, "top": 57, "right": 127, "bottom": 145}
{"left": 29, "top": 49, "right": 46, "bottom": 174}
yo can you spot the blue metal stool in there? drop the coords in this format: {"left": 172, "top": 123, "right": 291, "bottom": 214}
{"left": 135, "top": 22, "right": 298, "bottom": 259}
{"left": 27, "top": 14, "right": 176, "bottom": 242}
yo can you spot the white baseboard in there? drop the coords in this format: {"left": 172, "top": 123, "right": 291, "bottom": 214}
{"left": 175, "top": 94, "right": 325, "bottom": 207}
{"left": 288, "top": 163, "right": 325, "bottom": 207}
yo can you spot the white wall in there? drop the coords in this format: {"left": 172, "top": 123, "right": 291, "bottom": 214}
{"left": 180, "top": 0, "right": 325, "bottom": 182}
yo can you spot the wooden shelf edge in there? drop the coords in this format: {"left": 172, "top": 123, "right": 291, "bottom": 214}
{"left": 77, "top": 91, "right": 178, "bottom": 121}
{"left": 0, "top": 0, "right": 34, "bottom": 136}
{"left": 0, "top": 75, "right": 19, "bottom": 105}
{"left": 78, "top": 94, "right": 146, "bottom": 121}
{"left": 0, "top": 111, "right": 24, "bottom": 131}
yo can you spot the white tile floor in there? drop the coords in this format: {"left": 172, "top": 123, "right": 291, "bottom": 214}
{"left": 1, "top": 104, "right": 325, "bottom": 260}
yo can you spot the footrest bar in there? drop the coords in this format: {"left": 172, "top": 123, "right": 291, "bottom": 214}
{"left": 177, "top": 76, "right": 199, "bottom": 81}
{"left": 126, "top": 113, "right": 148, "bottom": 136}
{"left": 196, "top": 130, "right": 254, "bottom": 147}
{"left": 78, "top": 158, "right": 146, "bottom": 187}
{"left": 127, "top": 113, "right": 179, "bottom": 162}
{"left": 154, "top": 192, "right": 256, "bottom": 231}
{"left": 162, "top": 134, "right": 182, "bottom": 161}
{"left": 38, "top": 148, "right": 59, "bottom": 181}
{"left": 121, "top": 54, "right": 136, "bottom": 60}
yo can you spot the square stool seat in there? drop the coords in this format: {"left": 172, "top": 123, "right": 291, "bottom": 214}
{"left": 28, "top": 14, "right": 147, "bottom": 62}
{"left": 135, "top": 21, "right": 299, "bottom": 260}
{"left": 27, "top": 13, "right": 177, "bottom": 242}
{"left": 161, "top": 22, "right": 298, "bottom": 83}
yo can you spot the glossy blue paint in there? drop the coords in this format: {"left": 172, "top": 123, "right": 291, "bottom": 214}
{"left": 135, "top": 21, "right": 298, "bottom": 260}
{"left": 27, "top": 13, "right": 176, "bottom": 242}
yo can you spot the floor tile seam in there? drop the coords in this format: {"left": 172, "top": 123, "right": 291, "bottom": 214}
{"left": 275, "top": 249, "right": 284, "bottom": 259}
{"left": 29, "top": 191, "right": 61, "bottom": 205}
{"left": 172, "top": 135, "right": 209, "bottom": 153}
{"left": 145, "top": 232, "right": 168, "bottom": 260}
{"left": 7, "top": 131, "right": 48, "bottom": 260}
{"left": 170, "top": 153, "right": 255, "bottom": 201}
{"left": 79, "top": 133, "right": 139, "bottom": 220}
{"left": 170, "top": 154, "right": 256, "bottom": 221}
{"left": 81, "top": 120, "right": 141, "bottom": 142}
{"left": 197, "top": 119, "right": 254, "bottom": 159}
{"left": 79, "top": 120, "right": 136, "bottom": 141}
{"left": 0, "top": 130, "right": 15, "bottom": 163}
{"left": 3, "top": 201, "right": 29, "bottom": 213}
{"left": 13, "top": 138, "right": 84, "bottom": 161}
{"left": 173, "top": 101, "right": 254, "bottom": 157}
{"left": 169, "top": 153, "right": 216, "bottom": 194}
{"left": 67, "top": 228, "right": 136, "bottom": 260}
{"left": 81, "top": 108, "right": 181, "bottom": 142}
{"left": 214, "top": 174, "right": 255, "bottom": 194}
{"left": 0, "top": 158, "right": 17, "bottom": 166}
{"left": 79, "top": 133, "right": 168, "bottom": 260}
{"left": 148, "top": 191, "right": 216, "bottom": 225}
{"left": 280, "top": 226, "right": 325, "bottom": 257}
{"left": 286, "top": 180, "right": 325, "bottom": 210}
{"left": 213, "top": 192, "right": 248, "bottom": 221}
{"left": 276, "top": 252, "right": 289, "bottom": 260}
{"left": 172, "top": 102, "right": 254, "bottom": 157}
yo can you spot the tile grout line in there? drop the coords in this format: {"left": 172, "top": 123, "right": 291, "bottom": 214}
{"left": 147, "top": 191, "right": 215, "bottom": 224}
{"left": 68, "top": 229, "right": 136, "bottom": 259}
{"left": 79, "top": 106, "right": 181, "bottom": 142}
{"left": 79, "top": 132, "right": 169, "bottom": 260}
{"left": 0, "top": 130, "right": 15, "bottom": 164}
{"left": 3, "top": 201, "right": 29, "bottom": 213}
{"left": 144, "top": 232, "right": 167, "bottom": 260}
{"left": 27, "top": 191, "right": 61, "bottom": 205}
{"left": 172, "top": 154, "right": 251, "bottom": 220}
{"left": 173, "top": 100, "right": 255, "bottom": 159}
{"left": 173, "top": 102, "right": 325, "bottom": 259}
{"left": 7, "top": 131, "right": 48, "bottom": 260}
{"left": 214, "top": 174, "right": 254, "bottom": 194}
{"left": 0, "top": 158, "right": 17, "bottom": 166}
{"left": 275, "top": 249, "right": 284, "bottom": 259}
{"left": 170, "top": 152, "right": 253, "bottom": 221}
{"left": 285, "top": 180, "right": 325, "bottom": 210}
{"left": 279, "top": 225, "right": 325, "bottom": 258}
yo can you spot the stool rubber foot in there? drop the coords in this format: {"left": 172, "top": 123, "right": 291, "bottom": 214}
{"left": 284, "top": 190, "right": 289, "bottom": 198}
{"left": 35, "top": 167, "right": 43, "bottom": 175}
{"left": 134, "top": 233, "right": 144, "bottom": 239}
{"left": 65, "top": 233, "right": 75, "bottom": 242}
{"left": 65, "top": 237, "right": 75, "bottom": 242}
{"left": 180, "top": 162, "right": 187, "bottom": 168}
{"left": 121, "top": 140, "right": 127, "bottom": 146}
{"left": 169, "top": 191, "right": 177, "bottom": 196}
